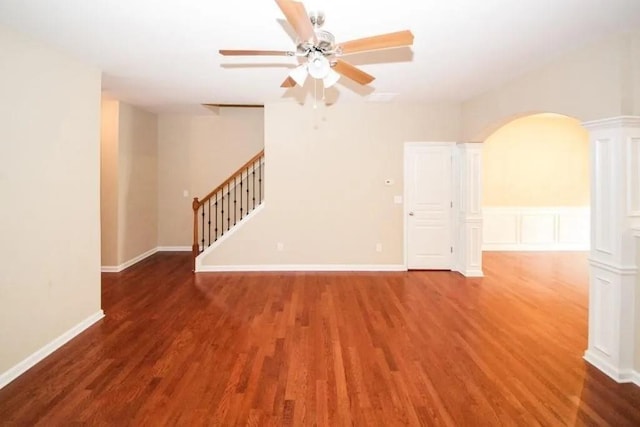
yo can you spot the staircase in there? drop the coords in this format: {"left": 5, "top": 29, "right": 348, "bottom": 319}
{"left": 192, "top": 150, "right": 265, "bottom": 270}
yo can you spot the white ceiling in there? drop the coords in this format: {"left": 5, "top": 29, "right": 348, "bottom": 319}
{"left": 1, "top": 0, "right": 639, "bottom": 112}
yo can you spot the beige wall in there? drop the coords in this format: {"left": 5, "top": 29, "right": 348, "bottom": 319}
{"left": 100, "top": 100, "right": 158, "bottom": 267}
{"left": 633, "top": 34, "right": 640, "bottom": 116}
{"left": 100, "top": 98, "right": 119, "bottom": 266}
{"left": 0, "top": 26, "right": 102, "bottom": 374}
{"left": 483, "top": 114, "right": 589, "bottom": 206}
{"left": 637, "top": 237, "right": 640, "bottom": 371}
{"left": 116, "top": 103, "right": 158, "bottom": 263}
{"left": 461, "top": 32, "right": 640, "bottom": 141}
{"left": 157, "top": 107, "right": 264, "bottom": 247}
{"left": 200, "top": 102, "right": 461, "bottom": 266}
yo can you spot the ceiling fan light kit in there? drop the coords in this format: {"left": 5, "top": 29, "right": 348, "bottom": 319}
{"left": 289, "top": 64, "right": 308, "bottom": 86}
{"left": 219, "top": 0, "right": 414, "bottom": 93}
{"left": 322, "top": 68, "right": 340, "bottom": 89}
{"left": 307, "top": 52, "right": 330, "bottom": 79}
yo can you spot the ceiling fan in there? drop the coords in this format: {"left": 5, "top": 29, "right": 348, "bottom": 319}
{"left": 219, "top": 0, "right": 414, "bottom": 89}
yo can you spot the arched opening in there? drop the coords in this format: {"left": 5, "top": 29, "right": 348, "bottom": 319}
{"left": 482, "top": 113, "right": 590, "bottom": 251}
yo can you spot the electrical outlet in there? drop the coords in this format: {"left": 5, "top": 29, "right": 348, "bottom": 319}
{"left": 376, "top": 243, "right": 383, "bottom": 252}
{"left": 183, "top": 190, "right": 189, "bottom": 198}
{"left": 277, "top": 242, "right": 284, "bottom": 252}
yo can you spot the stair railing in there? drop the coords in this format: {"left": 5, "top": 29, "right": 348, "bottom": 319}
{"left": 192, "top": 150, "right": 265, "bottom": 270}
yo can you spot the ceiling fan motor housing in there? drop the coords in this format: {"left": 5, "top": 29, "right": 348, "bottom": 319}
{"left": 314, "top": 30, "right": 335, "bottom": 52}
{"left": 297, "top": 29, "right": 335, "bottom": 55}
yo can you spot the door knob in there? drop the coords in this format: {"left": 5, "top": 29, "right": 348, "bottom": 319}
{"left": 408, "top": 212, "right": 414, "bottom": 216}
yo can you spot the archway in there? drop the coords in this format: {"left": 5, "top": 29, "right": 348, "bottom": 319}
{"left": 482, "top": 113, "right": 590, "bottom": 251}
{"left": 475, "top": 112, "right": 640, "bottom": 386}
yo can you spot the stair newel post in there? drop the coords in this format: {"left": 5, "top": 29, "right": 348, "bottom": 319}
{"left": 192, "top": 197, "right": 200, "bottom": 272}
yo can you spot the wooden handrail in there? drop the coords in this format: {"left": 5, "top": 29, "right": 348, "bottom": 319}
{"left": 195, "top": 150, "right": 265, "bottom": 208}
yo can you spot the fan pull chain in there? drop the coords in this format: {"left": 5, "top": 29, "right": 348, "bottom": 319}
{"left": 313, "top": 78, "right": 317, "bottom": 109}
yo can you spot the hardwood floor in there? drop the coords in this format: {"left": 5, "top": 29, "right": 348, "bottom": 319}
{"left": 1, "top": 252, "right": 640, "bottom": 426}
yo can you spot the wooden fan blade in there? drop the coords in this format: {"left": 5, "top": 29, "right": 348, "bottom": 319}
{"left": 338, "top": 30, "right": 414, "bottom": 55}
{"left": 219, "top": 49, "right": 294, "bottom": 56}
{"left": 281, "top": 76, "right": 296, "bottom": 88}
{"left": 333, "top": 60, "right": 375, "bottom": 85}
{"left": 275, "top": 0, "right": 316, "bottom": 43}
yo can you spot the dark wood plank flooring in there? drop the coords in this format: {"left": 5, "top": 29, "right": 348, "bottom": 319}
{"left": 1, "top": 252, "right": 640, "bottom": 426}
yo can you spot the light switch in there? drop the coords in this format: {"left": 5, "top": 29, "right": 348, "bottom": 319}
{"left": 183, "top": 190, "right": 189, "bottom": 198}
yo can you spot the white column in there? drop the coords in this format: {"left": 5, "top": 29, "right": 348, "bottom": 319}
{"left": 456, "top": 143, "right": 484, "bottom": 277}
{"left": 582, "top": 116, "right": 640, "bottom": 383}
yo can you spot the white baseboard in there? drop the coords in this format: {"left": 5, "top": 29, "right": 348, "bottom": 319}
{"left": 197, "top": 264, "right": 407, "bottom": 272}
{"left": 483, "top": 244, "right": 589, "bottom": 251}
{"left": 0, "top": 310, "right": 104, "bottom": 390}
{"left": 101, "top": 246, "right": 192, "bottom": 273}
{"left": 633, "top": 370, "right": 640, "bottom": 387}
{"left": 457, "top": 269, "right": 484, "bottom": 278}
{"left": 584, "top": 350, "right": 639, "bottom": 386}
{"left": 157, "top": 246, "right": 191, "bottom": 252}
{"left": 101, "top": 247, "right": 158, "bottom": 273}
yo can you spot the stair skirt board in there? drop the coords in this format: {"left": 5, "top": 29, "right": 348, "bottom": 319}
{"left": 195, "top": 203, "right": 266, "bottom": 271}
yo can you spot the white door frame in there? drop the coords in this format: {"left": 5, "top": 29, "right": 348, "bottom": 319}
{"left": 403, "top": 141, "right": 456, "bottom": 270}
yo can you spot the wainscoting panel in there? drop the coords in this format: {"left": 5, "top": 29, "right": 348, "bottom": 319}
{"left": 483, "top": 207, "right": 590, "bottom": 251}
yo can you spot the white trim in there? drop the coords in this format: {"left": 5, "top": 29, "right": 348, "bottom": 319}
{"left": 456, "top": 143, "right": 484, "bottom": 277}
{"left": 485, "top": 244, "right": 590, "bottom": 251}
{"left": 157, "top": 246, "right": 191, "bottom": 252}
{"left": 100, "top": 247, "right": 158, "bottom": 273}
{"left": 458, "top": 268, "right": 484, "bottom": 278}
{"left": 0, "top": 310, "right": 104, "bottom": 390}
{"left": 197, "top": 264, "right": 407, "bottom": 272}
{"left": 482, "top": 206, "right": 590, "bottom": 251}
{"left": 584, "top": 350, "right": 637, "bottom": 384}
{"left": 582, "top": 116, "right": 640, "bottom": 130}
{"left": 633, "top": 370, "right": 640, "bottom": 387}
{"left": 588, "top": 258, "right": 638, "bottom": 275}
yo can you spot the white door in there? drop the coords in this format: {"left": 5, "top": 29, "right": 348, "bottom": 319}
{"left": 405, "top": 143, "right": 453, "bottom": 270}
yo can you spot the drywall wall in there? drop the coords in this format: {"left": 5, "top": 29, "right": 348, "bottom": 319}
{"left": 483, "top": 114, "right": 589, "bottom": 206}
{"left": 157, "top": 107, "right": 264, "bottom": 247}
{"left": 199, "top": 102, "right": 462, "bottom": 267}
{"left": 0, "top": 26, "right": 102, "bottom": 375}
{"left": 637, "top": 236, "right": 640, "bottom": 372}
{"left": 100, "top": 97, "right": 119, "bottom": 266}
{"left": 462, "top": 32, "right": 640, "bottom": 141}
{"left": 116, "top": 103, "right": 158, "bottom": 264}
{"left": 633, "top": 34, "right": 640, "bottom": 116}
